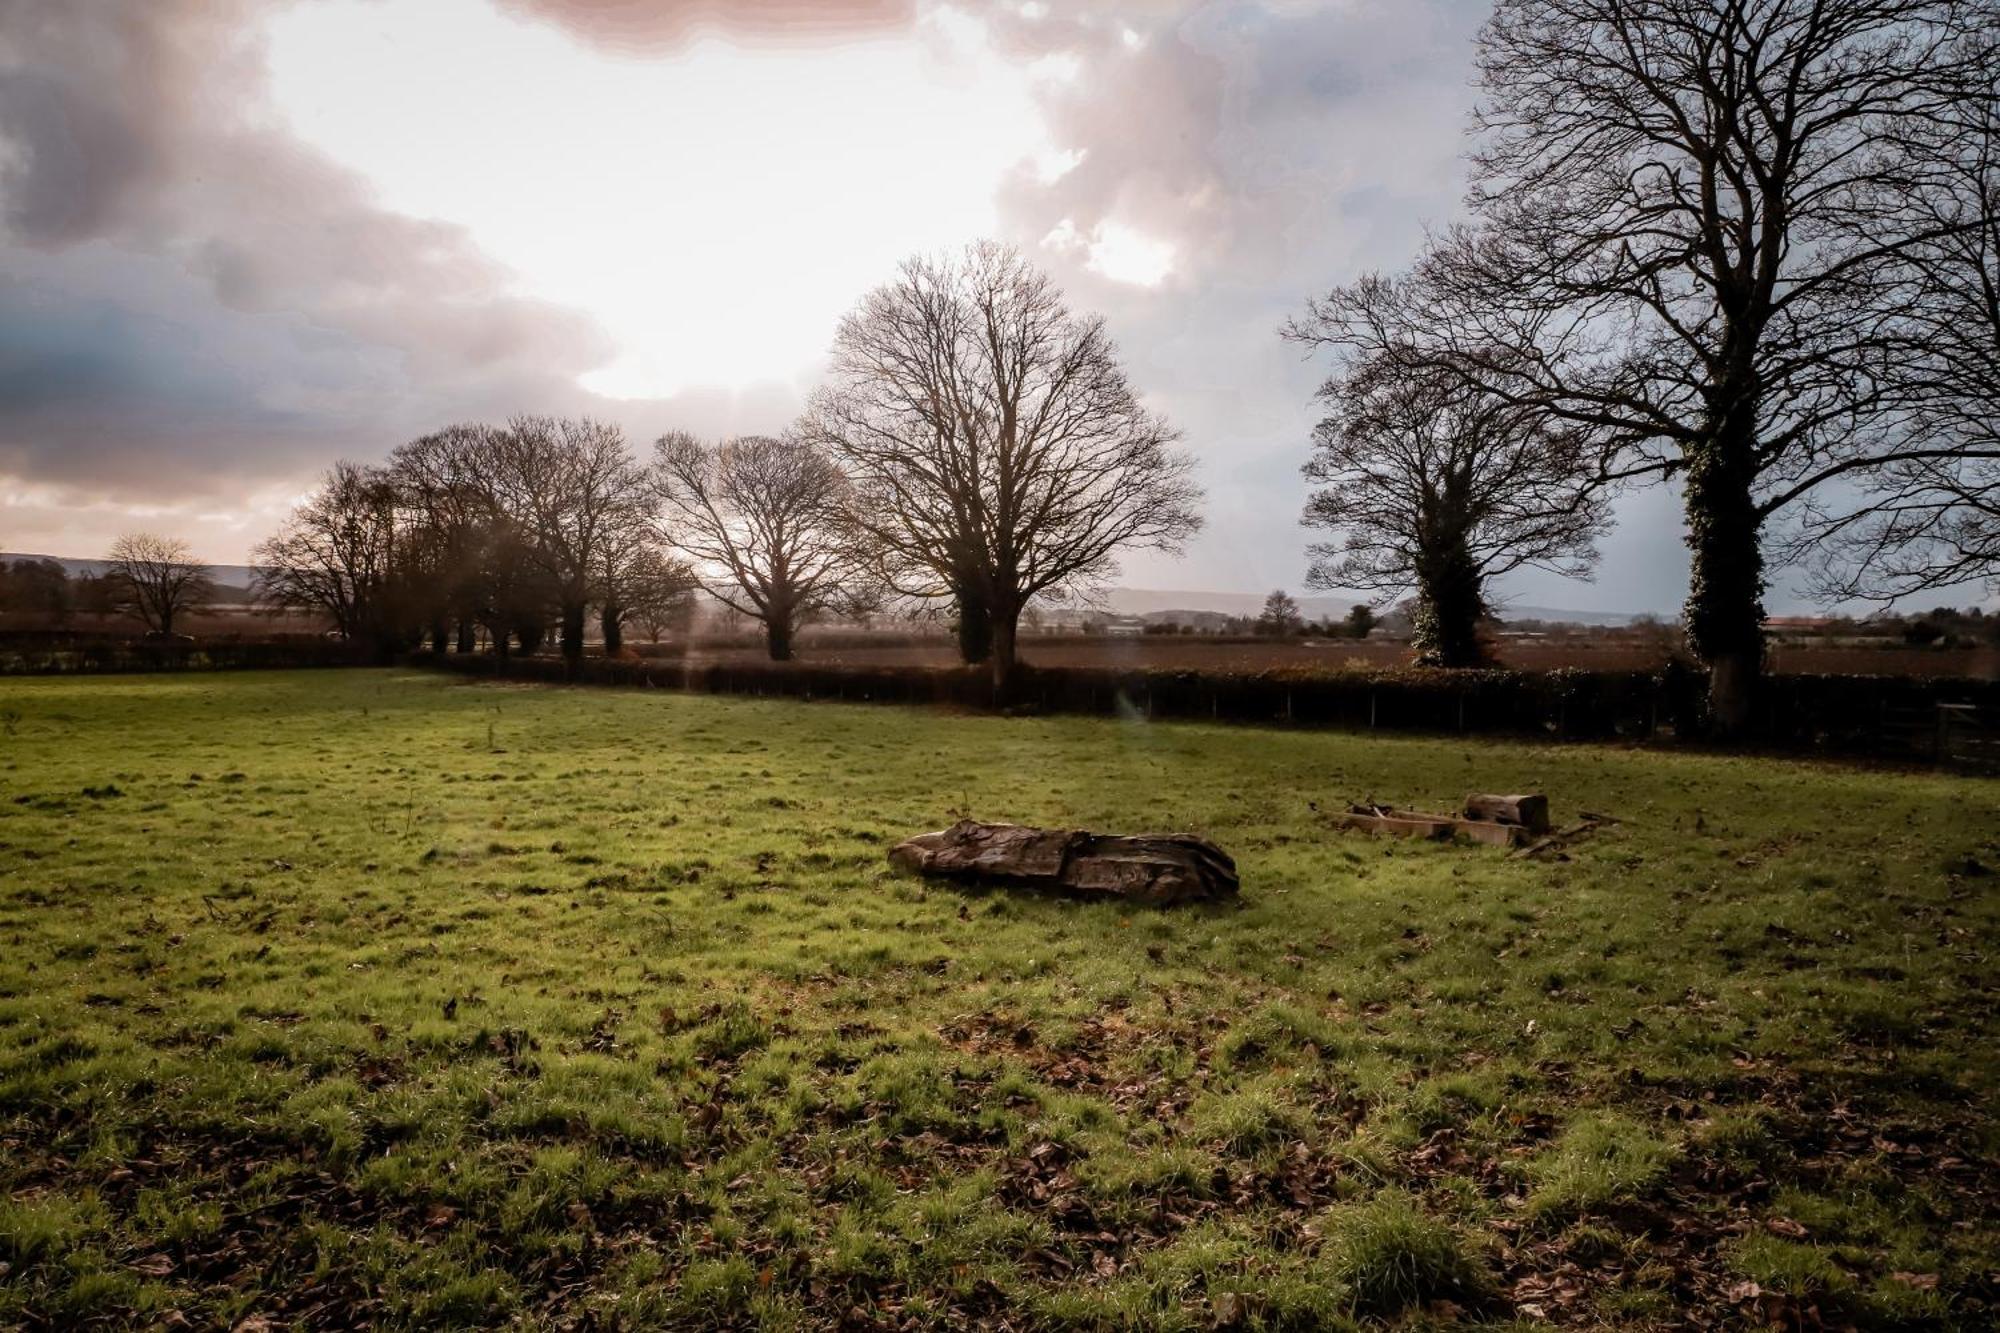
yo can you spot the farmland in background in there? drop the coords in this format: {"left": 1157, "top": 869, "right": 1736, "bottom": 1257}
{"left": 633, "top": 632, "right": 2000, "bottom": 680}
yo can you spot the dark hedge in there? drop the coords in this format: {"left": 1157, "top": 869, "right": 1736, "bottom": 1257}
{"left": 407, "top": 650, "right": 1998, "bottom": 764}
{"left": 0, "top": 634, "right": 368, "bottom": 675}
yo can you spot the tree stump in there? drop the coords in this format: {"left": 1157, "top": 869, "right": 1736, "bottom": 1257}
{"left": 888, "top": 820, "right": 1238, "bottom": 906}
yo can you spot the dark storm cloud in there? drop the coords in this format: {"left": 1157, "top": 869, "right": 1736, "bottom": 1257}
{"left": 0, "top": 0, "right": 628, "bottom": 500}
{"left": 0, "top": 0, "right": 209, "bottom": 244}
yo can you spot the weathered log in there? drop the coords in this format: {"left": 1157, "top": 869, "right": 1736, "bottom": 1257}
{"left": 1327, "top": 804, "right": 1530, "bottom": 847}
{"left": 887, "top": 819, "right": 1238, "bottom": 906}
{"left": 1462, "top": 793, "right": 1551, "bottom": 834}
{"left": 1327, "top": 807, "right": 1455, "bottom": 841}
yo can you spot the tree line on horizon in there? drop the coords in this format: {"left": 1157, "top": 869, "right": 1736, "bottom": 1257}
{"left": 243, "top": 242, "right": 1203, "bottom": 691}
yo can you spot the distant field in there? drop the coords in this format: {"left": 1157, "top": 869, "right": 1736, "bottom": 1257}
{"left": 2, "top": 671, "right": 1996, "bottom": 1329}
{"left": 662, "top": 633, "right": 2000, "bottom": 680}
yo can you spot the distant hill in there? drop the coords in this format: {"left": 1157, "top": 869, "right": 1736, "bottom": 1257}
{"left": 0, "top": 557, "right": 1653, "bottom": 626}
{"left": 1096, "top": 587, "right": 1354, "bottom": 620}
{"left": 2, "top": 552, "right": 261, "bottom": 590}
{"left": 1100, "top": 587, "right": 1646, "bottom": 628}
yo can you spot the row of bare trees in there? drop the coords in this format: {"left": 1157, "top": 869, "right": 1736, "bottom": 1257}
{"left": 256, "top": 423, "right": 697, "bottom": 663}
{"left": 256, "top": 243, "right": 1205, "bottom": 688}
{"left": 1288, "top": 0, "right": 2000, "bottom": 730}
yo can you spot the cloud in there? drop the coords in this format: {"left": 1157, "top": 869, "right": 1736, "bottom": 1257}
{"left": 0, "top": 0, "right": 1711, "bottom": 609}
{"left": 0, "top": 0, "right": 628, "bottom": 504}
{"left": 495, "top": 0, "right": 916, "bottom": 51}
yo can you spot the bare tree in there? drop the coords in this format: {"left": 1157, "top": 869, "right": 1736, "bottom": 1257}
{"left": 466, "top": 518, "right": 559, "bottom": 661}
{"left": 1804, "top": 51, "right": 2000, "bottom": 601}
{"left": 1255, "top": 590, "right": 1303, "bottom": 637}
{"left": 1293, "top": 0, "right": 1998, "bottom": 731}
{"left": 624, "top": 549, "right": 702, "bottom": 645}
{"left": 482, "top": 415, "right": 651, "bottom": 663}
{"left": 598, "top": 542, "right": 696, "bottom": 655}
{"left": 809, "top": 241, "right": 1204, "bottom": 693}
{"left": 1299, "top": 336, "right": 1606, "bottom": 667}
{"left": 649, "top": 432, "right": 855, "bottom": 661}
{"left": 254, "top": 462, "right": 412, "bottom": 650}
{"left": 388, "top": 425, "right": 502, "bottom": 651}
{"left": 106, "top": 533, "right": 214, "bottom": 636}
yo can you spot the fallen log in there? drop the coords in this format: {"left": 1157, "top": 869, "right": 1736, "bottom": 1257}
{"left": 887, "top": 819, "right": 1239, "bottom": 906}
{"left": 1462, "top": 793, "right": 1551, "bottom": 835}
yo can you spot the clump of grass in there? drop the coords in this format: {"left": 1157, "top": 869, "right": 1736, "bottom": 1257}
{"left": 1730, "top": 1232, "right": 1849, "bottom": 1298}
{"left": 1524, "top": 1112, "right": 1676, "bottom": 1223}
{"left": 1216, "top": 1001, "right": 1344, "bottom": 1071}
{"left": 1400, "top": 1073, "right": 1500, "bottom": 1135}
{"left": 1688, "top": 1107, "right": 1779, "bottom": 1171}
{"left": 1189, "top": 1079, "right": 1308, "bottom": 1156}
{"left": 0, "top": 1190, "right": 106, "bottom": 1264}
{"left": 1321, "top": 1191, "right": 1489, "bottom": 1315}
{"left": 691, "top": 1000, "right": 769, "bottom": 1061}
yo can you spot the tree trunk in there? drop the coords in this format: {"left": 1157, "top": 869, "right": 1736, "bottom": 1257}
{"left": 953, "top": 576, "right": 992, "bottom": 664}
{"left": 491, "top": 621, "right": 511, "bottom": 662}
{"left": 455, "top": 619, "right": 476, "bottom": 653}
{"left": 430, "top": 620, "right": 448, "bottom": 653}
{"left": 1412, "top": 539, "right": 1487, "bottom": 668}
{"left": 988, "top": 596, "right": 1021, "bottom": 700}
{"left": 1682, "top": 407, "right": 1765, "bottom": 738}
{"left": 601, "top": 605, "right": 624, "bottom": 657}
{"left": 517, "top": 622, "right": 545, "bottom": 655}
{"left": 765, "top": 617, "right": 793, "bottom": 661}
{"left": 559, "top": 601, "right": 586, "bottom": 662}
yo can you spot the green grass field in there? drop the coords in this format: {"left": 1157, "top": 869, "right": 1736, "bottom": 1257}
{"left": 1, "top": 670, "right": 1995, "bottom": 1330}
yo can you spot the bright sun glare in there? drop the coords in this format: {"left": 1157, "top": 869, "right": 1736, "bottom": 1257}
{"left": 264, "top": 0, "right": 1104, "bottom": 401}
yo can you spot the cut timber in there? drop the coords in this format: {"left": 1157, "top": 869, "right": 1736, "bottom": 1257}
{"left": 1328, "top": 804, "right": 1531, "bottom": 848}
{"left": 1462, "top": 793, "right": 1551, "bottom": 835}
{"left": 1327, "top": 807, "right": 1453, "bottom": 841}
{"left": 888, "top": 820, "right": 1239, "bottom": 906}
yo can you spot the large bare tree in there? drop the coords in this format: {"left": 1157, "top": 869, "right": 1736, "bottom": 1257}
{"left": 106, "top": 533, "right": 214, "bottom": 636}
{"left": 649, "top": 432, "right": 855, "bottom": 661}
{"left": 1299, "top": 332, "right": 1607, "bottom": 667}
{"left": 808, "top": 241, "right": 1204, "bottom": 692}
{"left": 1294, "top": 0, "right": 1997, "bottom": 731}
{"left": 482, "top": 415, "right": 651, "bottom": 663}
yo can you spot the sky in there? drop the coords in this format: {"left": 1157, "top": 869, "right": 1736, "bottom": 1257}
{"left": 0, "top": 0, "right": 1718, "bottom": 614}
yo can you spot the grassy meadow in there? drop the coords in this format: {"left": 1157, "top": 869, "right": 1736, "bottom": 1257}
{"left": 0, "top": 670, "right": 1995, "bottom": 1329}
